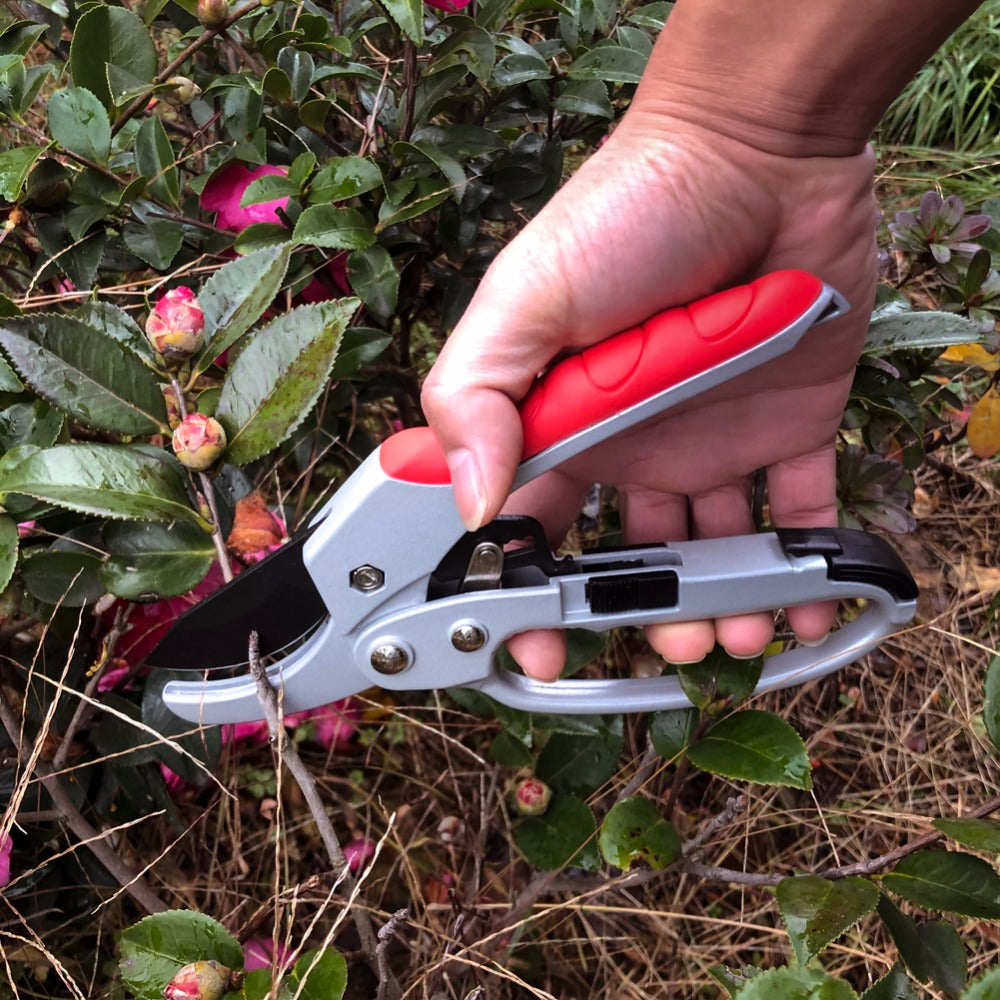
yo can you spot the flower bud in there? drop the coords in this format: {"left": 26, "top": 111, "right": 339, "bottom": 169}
{"left": 197, "top": 0, "right": 229, "bottom": 27}
{"left": 164, "top": 76, "right": 202, "bottom": 105}
{"left": 172, "top": 414, "right": 226, "bottom": 472}
{"left": 343, "top": 837, "right": 376, "bottom": 873}
{"left": 163, "top": 960, "right": 238, "bottom": 1000}
{"left": 146, "top": 287, "right": 205, "bottom": 366}
{"left": 512, "top": 777, "right": 552, "bottom": 817}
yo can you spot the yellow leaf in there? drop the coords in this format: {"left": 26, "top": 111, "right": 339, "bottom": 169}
{"left": 967, "top": 388, "right": 1000, "bottom": 458}
{"left": 940, "top": 342, "right": 1000, "bottom": 372}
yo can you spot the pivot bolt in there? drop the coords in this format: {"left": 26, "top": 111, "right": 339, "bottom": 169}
{"left": 370, "top": 643, "right": 410, "bottom": 675}
{"left": 350, "top": 564, "right": 384, "bottom": 593}
{"left": 451, "top": 623, "right": 487, "bottom": 652}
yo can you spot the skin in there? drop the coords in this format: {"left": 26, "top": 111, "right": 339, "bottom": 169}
{"left": 421, "top": 1, "right": 983, "bottom": 680}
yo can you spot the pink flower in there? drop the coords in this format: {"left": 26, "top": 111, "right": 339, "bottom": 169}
{"left": 242, "top": 938, "right": 293, "bottom": 972}
{"left": 425, "top": 0, "right": 472, "bottom": 10}
{"left": 172, "top": 413, "right": 227, "bottom": 471}
{"left": 146, "top": 287, "right": 206, "bottom": 364}
{"left": 0, "top": 833, "right": 12, "bottom": 887}
{"left": 201, "top": 163, "right": 290, "bottom": 233}
{"left": 16, "top": 520, "right": 35, "bottom": 538}
{"left": 163, "top": 960, "right": 236, "bottom": 1000}
{"left": 343, "top": 837, "right": 376, "bottom": 873}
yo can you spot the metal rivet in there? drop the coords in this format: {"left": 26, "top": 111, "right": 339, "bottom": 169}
{"left": 351, "top": 564, "right": 385, "bottom": 592}
{"left": 451, "top": 623, "right": 487, "bottom": 652}
{"left": 370, "top": 643, "right": 410, "bottom": 674}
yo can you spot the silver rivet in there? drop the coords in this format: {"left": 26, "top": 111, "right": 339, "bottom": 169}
{"left": 451, "top": 623, "right": 486, "bottom": 652}
{"left": 351, "top": 564, "right": 384, "bottom": 592}
{"left": 370, "top": 643, "right": 410, "bottom": 674}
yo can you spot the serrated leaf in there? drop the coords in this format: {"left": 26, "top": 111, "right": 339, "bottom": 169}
{"left": 962, "top": 968, "right": 1000, "bottom": 999}
{"left": 119, "top": 911, "right": 242, "bottom": 1000}
{"left": 861, "top": 965, "right": 918, "bottom": 1000}
{"left": 48, "top": 88, "right": 111, "bottom": 163}
{"left": 0, "top": 516, "right": 17, "bottom": 595}
{"left": 0, "top": 354, "right": 21, "bottom": 391}
{"left": 0, "top": 145, "right": 44, "bottom": 202}
{"left": 232, "top": 223, "right": 290, "bottom": 254}
{"left": 216, "top": 299, "right": 358, "bottom": 466}
{"left": 598, "top": 796, "right": 680, "bottom": 870}
{"left": 677, "top": 645, "right": 762, "bottom": 710}
{"left": 101, "top": 521, "right": 214, "bottom": 600}
{"left": 566, "top": 44, "right": 647, "bottom": 83}
{"left": 0, "top": 401, "right": 62, "bottom": 450}
{"left": 346, "top": 246, "right": 399, "bottom": 322}
{"left": 195, "top": 244, "right": 293, "bottom": 375}
{"left": 649, "top": 707, "right": 697, "bottom": 762}
{"left": 0, "top": 314, "right": 168, "bottom": 434}
{"left": 21, "top": 547, "right": 105, "bottom": 607}
{"left": 776, "top": 875, "right": 879, "bottom": 963}
{"left": 535, "top": 715, "right": 623, "bottom": 795}
{"left": 134, "top": 116, "right": 179, "bottom": 206}
{"left": 967, "top": 388, "right": 1000, "bottom": 459}
{"left": 330, "top": 327, "right": 392, "bottom": 379}
{"left": 310, "top": 155, "right": 383, "bottom": 203}
{"left": 70, "top": 5, "right": 157, "bottom": 110}
{"left": 864, "top": 311, "right": 985, "bottom": 355}
{"left": 882, "top": 850, "right": 1000, "bottom": 918}
{"left": 73, "top": 301, "right": 154, "bottom": 364}
{"left": 289, "top": 948, "right": 348, "bottom": 1000}
{"left": 734, "top": 967, "right": 858, "bottom": 999}
{"left": 381, "top": 0, "right": 422, "bottom": 43}
{"left": 514, "top": 793, "right": 599, "bottom": 871}
{"left": 0, "top": 444, "right": 203, "bottom": 525}
{"left": 687, "top": 710, "right": 812, "bottom": 790}
{"left": 241, "top": 173, "right": 300, "bottom": 207}
{"left": 490, "top": 730, "right": 533, "bottom": 767}
{"left": 984, "top": 654, "right": 1000, "bottom": 752}
{"left": 292, "top": 205, "right": 375, "bottom": 250}
{"left": 932, "top": 817, "right": 1000, "bottom": 854}
{"left": 553, "top": 78, "right": 613, "bottom": 118}
{"left": 124, "top": 220, "right": 184, "bottom": 270}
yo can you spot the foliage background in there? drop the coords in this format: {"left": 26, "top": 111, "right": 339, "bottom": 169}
{"left": 0, "top": 0, "right": 999, "bottom": 997}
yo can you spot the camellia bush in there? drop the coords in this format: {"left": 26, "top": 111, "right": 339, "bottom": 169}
{"left": 0, "top": 0, "right": 999, "bottom": 997}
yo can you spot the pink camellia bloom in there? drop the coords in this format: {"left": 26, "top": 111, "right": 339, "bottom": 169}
{"left": 146, "top": 287, "right": 205, "bottom": 364}
{"left": 201, "top": 163, "right": 290, "bottom": 233}
{"left": 343, "top": 836, "right": 376, "bottom": 873}
{"left": 425, "top": 0, "right": 472, "bottom": 10}
{"left": 172, "top": 413, "right": 227, "bottom": 472}
{"left": 242, "top": 938, "right": 293, "bottom": 972}
{"left": 0, "top": 833, "right": 12, "bottom": 887}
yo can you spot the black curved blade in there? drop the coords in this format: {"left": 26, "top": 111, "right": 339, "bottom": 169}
{"left": 144, "top": 526, "right": 328, "bottom": 671}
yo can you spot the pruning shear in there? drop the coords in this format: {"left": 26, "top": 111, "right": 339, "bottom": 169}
{"left": 150, "top": 270, "right": 918, "bottom": 724}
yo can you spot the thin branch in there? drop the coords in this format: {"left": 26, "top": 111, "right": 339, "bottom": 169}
{"left": 375, "top": 908, "right": 408, "bottom": 1000}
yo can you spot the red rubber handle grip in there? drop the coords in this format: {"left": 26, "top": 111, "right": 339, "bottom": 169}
{"left": 380, "top": 270, "right": 825, "bottom": 485}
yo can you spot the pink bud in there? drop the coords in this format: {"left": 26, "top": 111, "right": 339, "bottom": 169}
{"left": 513, "top": 778, "right": 552, "bottom": 817}
{"left": 172, "top": 414, "right": 226, "bottom": 471}
{"left": 146, "top": 287, "right": 205, "bottom": 365}
{"left": 162, "top": 960, "right": 237, "bottom": 1000}
{"left": 343, "top": 837, "right": 376, "bottom": 873}
{"left": 0, "top": 833, "right": 12, "bottom": 888}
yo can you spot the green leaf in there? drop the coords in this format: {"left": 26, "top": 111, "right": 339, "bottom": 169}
{"left": 865, "top": 311, "right": 986, "bottom": 355}
{"left": 535, "top": 715, "right": 623, "bottom": 795}
{"left": 0, "top": 516, "right": 18, "bottom": 595}
{"left": 489, "top": 729, "right": 533, "bottom": 767}
{"left": 493, "top": 50, "right": 551, "bottom": 85}
{"left": 877, "top": 895, "right": 930, "bottom": 983}
{"left": 649, "top": 707, "right": 697, "bottom": 762}
{"left": 241, "top": 173, "right": 300, "bottom": 207}
{"left": 47, "top": 88, "right": 111, "bottom": 163}
{"left": 394, "top": 140, "right": 467, "bottom": 199}
{"left": 69, "top": 5, "right": 157, "bottom": 110}
{"left": 119, "top": 911, "right": 242, "bottom": 1000}
{"left": 881, "top": 850, "right": 1000, "bottom": 919}
{"left": 0, "top": 354, "right": 22, "bottom": 391}
{"left": 195, "top": 244, "right": 293, "bottom": 375}
{"left": 381, "top": 0, "right": 423, "bottom": 43}
{"left": 0, "top": 314, "right": 168, "bottom": 434}
{"left": 962, "top": 968, "right": 1000, "bottom": 999}
{"left": 0, "top": 145, "right": 44, "bottom": 202}
{"left": 232, "top": 223, "right": 290, "bottom": 254}
{"left": 514, "top": 793, "right": 599, "bottom": 871}
{"left": 289, "top": 948, "right": 348, "bottom": 1000}
{"left": 134, "top": 116, "right": 179, "bottom": 206}
{"left": 101, "top": 521, "right": 214, "bottom": 600}
{"left": 216, "top": 298, "right": 358, "bottom": 466}
{"left": 124, "top": 220, "right": 184, "bottom": 270}
{"left": 598, "top": 796, "right": 680, "bottom": 870}
{"left": 310, "top": 155, "right": 383, "bottom": 203}
{"left": 0, "top": 444, "right": 204, "bottom": 525}
{"left": 733, "top": 967, "right": 858, "bottom": 1000}
{"left": 73, "top": 301, "right": 154, "bottom": 364}
{"left": 678, "top": 645, "right": 763, "bottom": 710}
{"left": 0, "top": 400, "right": 62, "bottom": 450}
{"left": 566, "top": 44, "right": 647, "bottom": 83}
{"left": 21, "top": 547, "right": 105, "bottom": 607}
{"left": 984, "top": 653, "right": 1000, "bottom": 752}
{"left": 914, "top": 921, "right": 967, "bottom": 996}
{"left": 861, "top": 965, "right": 918, "bottom": 1000}
{"left": 553, "top": 78, "right": 613, "bottom": 118}
{"left": 710, "top": 966, "right": 763, "bottom": 998}
{"left": 346, "top": 246, "right": 399, "bottom": 322}
{"left": 292, "top": 205, "right": 375, "bottom": 250}
{"left": 330, "top": 327, "right": 392, "bottom": 379}
{"left": 686, "top": 710, "right": 812, "bottom": 790}
{"left": 775, "top": 875, "right": 879, "bottom": 963}
{"left": 932, "top": 817, "right": 1000, "bottom": 854}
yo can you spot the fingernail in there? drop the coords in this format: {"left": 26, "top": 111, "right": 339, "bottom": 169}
{"left": 798, "top": 636, "right": 827, "bottom": 648}
{"left": 446, "top": 449, "right": 489, "bottom": 531}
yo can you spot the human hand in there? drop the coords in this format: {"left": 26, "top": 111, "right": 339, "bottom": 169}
{"left": 421, "top": 117, "right": 879, "bottom": 680}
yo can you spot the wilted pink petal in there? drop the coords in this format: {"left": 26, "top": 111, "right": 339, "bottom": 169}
{"left": 223, "top": 720, "right": 270, "bottom": 747}
{"left": 96, "top": 660, "right": 131, "bottom": 693}
{"left": 242, "top": 938, "right": 293, "bottom": 972}
{"left": 285, "top": 698, "right": 360, "bottom": 750}
{"left": 201, "top": 163, "right": 289, "bottom": 233}
{"left": 343, "top": 837, "right": 376, "bottom": 873}
{"left": 425, "top": 0, "right": 472, "bottom": 10}
{"left": 0, "top": 833, "right": 12, "bottom": 887}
